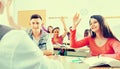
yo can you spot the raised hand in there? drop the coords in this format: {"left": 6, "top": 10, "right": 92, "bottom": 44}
{"left": 6, "top": 0, "right": 12, "bottom": 7}
{"left": 72, "top": 13, "right": 81, "bottom": 29}
{"left": 6, "top": 0, "right": 21, "bottom": 29}
{"left": 60, "top": 16, "right": 65, "bottom": 23}
{"left": 60, "top": 16, "right": 68, "bottom": 38}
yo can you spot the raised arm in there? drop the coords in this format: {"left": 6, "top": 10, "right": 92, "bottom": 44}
{"left": 72, "top": 13, "right": 81, "bottom": 30}
{"left": 60, "top": 16, "right": 68, "bottom": 38}
{"left": 6, "top": 0, "right": 21, "bottom": 29}
{"left": 70, "top": 13, "right": 85, "bottom": 48}
{"left": 41, "top": 23, "right": 48, "bottom": 33}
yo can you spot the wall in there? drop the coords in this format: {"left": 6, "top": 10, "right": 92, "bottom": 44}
{"left": 1, "top": 0, "right": 120, "bottom": 40}
{"left": 18, "top": 10, "right": 46, "bottom": 28}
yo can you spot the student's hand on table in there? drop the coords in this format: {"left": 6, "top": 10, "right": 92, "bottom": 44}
{"left": 43, "top": 50, "right": 53, "bottom": 56}
{"left": 47, "top": 54, "right": 62, "bottom": 62}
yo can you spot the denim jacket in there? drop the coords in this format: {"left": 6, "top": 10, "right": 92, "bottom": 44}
{"left": 27, "top": 29, "right": 49, "bottom": 50}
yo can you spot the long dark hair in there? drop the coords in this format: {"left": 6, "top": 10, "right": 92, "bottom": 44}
{"left": 89, "top": 15, "right": 119, "bottom": 41}
{"left": 52, "top": 27, "right": 60, "bottom": 33}
{"left": 47, "top": 26, "right": 53, "bottom": 33}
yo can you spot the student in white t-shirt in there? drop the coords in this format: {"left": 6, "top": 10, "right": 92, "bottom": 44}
{"left": 0, "top": 0, "right": 63, "bottom": 69}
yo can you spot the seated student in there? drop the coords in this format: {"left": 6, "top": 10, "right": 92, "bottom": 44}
{"left": 0, "top": 0, "right": 63, "bottom": 69}
{"left": 6, "top": 0, "right": 53, "bottom": 56}
{"left": 66, "top": 26, "right": 72, "bottom": 40}
{"left": 42, "top": 24, "right": 53, "bottom": 35}
{"left": 70, "top": 13, "right": 120, "bottom": 60}
{"left": 84, "top": 29, "right": 90, "bottom": 37}
{"left": 52, "top": 17, "right": 68, "bottom": 45}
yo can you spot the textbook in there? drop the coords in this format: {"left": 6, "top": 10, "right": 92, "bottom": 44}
{"left": 83, "top": 56, "right": 120, "bottom": 67}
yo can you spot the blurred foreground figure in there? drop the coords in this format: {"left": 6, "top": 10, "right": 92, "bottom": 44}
{"left": 0, "top": 0, "right": 63, "bottom": 69}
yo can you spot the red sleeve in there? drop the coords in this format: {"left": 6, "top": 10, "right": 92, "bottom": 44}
{"left": 70, "top": 29, "right": 89, "bottom": 48}
{"left": 102, "top": 39, "right": 120, "bottom": 60}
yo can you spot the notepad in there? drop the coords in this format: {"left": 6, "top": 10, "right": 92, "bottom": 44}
{"left": 65, "top": 57, "right": 83, "bottom": 63}
{"left": 71, "top": 59, "right": 83, "bottom": 63}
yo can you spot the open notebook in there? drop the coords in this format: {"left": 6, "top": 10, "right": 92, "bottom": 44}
{"left": 83, "top": 56, "right": 120, "bottom": 67}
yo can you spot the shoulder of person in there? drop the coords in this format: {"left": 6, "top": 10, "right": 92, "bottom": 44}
{"left": 84, "top": 36, "right": 92, "bottom": 40}
{"left": 25, "top": 28, "right": 32, "bottom": 36}
{"left": 107, "top": 38, "right": 120, "bottom": 44}
{"left": 41, "top": 30, "right": 49, "bottom": 38}
{"left": 25, "top": 28, "right": 31, "bottom": 32}
{"left": 42, "top": 29, "right": 50, "bottom": 35}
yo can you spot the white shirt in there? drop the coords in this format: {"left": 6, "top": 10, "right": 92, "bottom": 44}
{"left": 0, "top": 30, "right": 63, "bottom": 69}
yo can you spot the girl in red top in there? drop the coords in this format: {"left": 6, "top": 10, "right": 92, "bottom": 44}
{"left": 52, "top": 27, "right": 63, "bottom": 44}
{"left": 70, "top": 13, "right": 120, "bottom": 60}
{"left": 52, "top": 17, "right": 68, "bottom": 45}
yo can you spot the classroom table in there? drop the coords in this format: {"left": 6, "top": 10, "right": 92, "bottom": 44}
{"left": 48, "top": 55, "right": 90, "bottom": 69}
{"left": 53, "top": 45, "right": 90, "bottom": 57}
{"left": 48, "top": 55, "right": 120, "bottom": 69}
